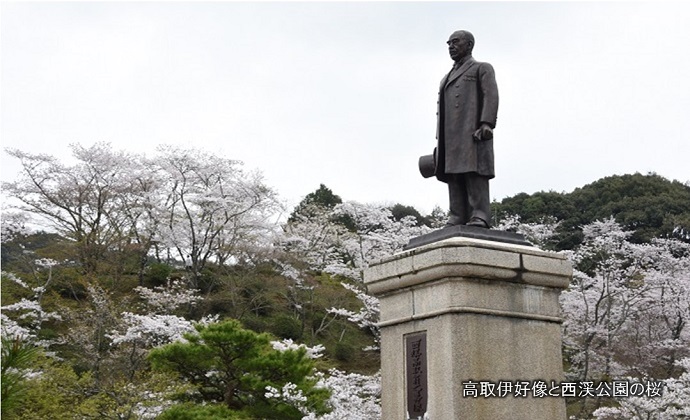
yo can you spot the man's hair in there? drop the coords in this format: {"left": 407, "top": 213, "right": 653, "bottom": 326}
{"left": 454, "top": 30, "right": 475, "bottom": 52}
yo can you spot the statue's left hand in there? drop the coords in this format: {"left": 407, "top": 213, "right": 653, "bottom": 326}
{"left": 472, "top": 124, "right": 494, "bottom": 141}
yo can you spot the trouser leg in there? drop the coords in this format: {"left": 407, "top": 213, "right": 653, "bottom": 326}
{"left": 447, "top": 175, "right": 469, "bottom": 226}
{"left": 465, "top": 172, "right": 491, "bottom": 226}
{"left": 446, "top": 173, "right": 491, "bottom": 227}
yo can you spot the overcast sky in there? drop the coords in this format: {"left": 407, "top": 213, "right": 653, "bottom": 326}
{"left": 2, "top": 1, "right": 689, "bottom": 216}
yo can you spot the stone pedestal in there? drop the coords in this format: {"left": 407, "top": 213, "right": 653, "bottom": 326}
{"left": 364, "top": 237, "right": 572, "bottom": 420}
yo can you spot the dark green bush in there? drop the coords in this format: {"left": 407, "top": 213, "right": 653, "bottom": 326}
{"left": 143, "top": 263, "right": 173, "bottom": 287}
{"left": 158, "top": 403, "right": 245, "bottom": 420}
{"left": 334, "top": 341, "right": 355, "bottom": 362}
{"left": 270, "top": 315, "right": 303, "bottom": 340}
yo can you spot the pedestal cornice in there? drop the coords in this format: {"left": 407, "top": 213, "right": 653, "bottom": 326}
{"left": 365, "top": 236, "right": 571, "bottom": 296}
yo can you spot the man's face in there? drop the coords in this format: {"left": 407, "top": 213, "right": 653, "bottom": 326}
{"left": 447, "top": 32, "right": 471, "bottom": 61}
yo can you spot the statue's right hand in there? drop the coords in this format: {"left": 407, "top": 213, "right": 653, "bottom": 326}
{"left": 473, "top": 124, "right": 493, "bottom": 141}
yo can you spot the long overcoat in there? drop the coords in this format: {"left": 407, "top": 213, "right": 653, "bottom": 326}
{"left": 435, "top": 56, "right": 499, "bottom": 182}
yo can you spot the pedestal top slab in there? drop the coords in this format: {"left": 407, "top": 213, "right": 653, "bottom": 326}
{"left": 404, "top": 225, "right": 532, "bottom": 250}
{"left": 364, "top": 236, "right": 571, "bottom": 296}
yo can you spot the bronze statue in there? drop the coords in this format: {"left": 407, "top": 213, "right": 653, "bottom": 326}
{"left": 420, "top": 30, "right": 499, "bottom": 229}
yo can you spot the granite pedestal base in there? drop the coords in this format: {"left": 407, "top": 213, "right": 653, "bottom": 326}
{"left": 364, "top": 237, "right": 572, "bottom": 420}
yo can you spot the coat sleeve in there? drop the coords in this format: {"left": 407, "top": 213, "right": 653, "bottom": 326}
{"left": 478, "top": 63, "right": 499, "bottom": 128}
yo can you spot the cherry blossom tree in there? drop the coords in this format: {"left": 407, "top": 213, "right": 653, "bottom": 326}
{"left": 1, "top": 264, "right": 64, "bottom": 417}
{"left": 3, "top": 143, "right": 280, "bottom": 282}
{"left": 306, "top": 369, "right": 381, "bottom": 420}
{"left": 152, "top": 146, "right": 280, "bottom": 287}
{"left": 281, "top": 200, "right": 429, "bottom": 351}
{"left": 495, "top": 213, "right": 561, "bottom": 249}
{"left": 270, "top": 335, "right": 381, "bottom": 420}
{"left": 114, "top": 157, "right": 168, "bottom": 285}
{"left": 133, "top": 279, "right": 204, "bottom": 315}
{"left": 272, "top": 259, "right": 329, "bottom": 343}
{"left": 281, "top": 203, "right": 349, "bottom": 276}
{"left": 1, "top": 208, "right": 30, "bottom": 243}
{"left": 562, "top": 220, "right": 689, "bottom": 380}
{"left": 271, "top": 338, "right": 325, "bottom": 360}
{"left": 593, "top": 357, "right": 690, "bottom": 420}
{"left": 3, "top": 143, "right": 144, "bottom": 274}
{"left": 105, "top": 280, "right": 213, "bottom": 380}
{"left": 278, "top": 204, "right": 355, "bottom": 343}
{"left": 282, "top": 200, "right": 430, "bottom": 280}
{"left": 561, "top": 220, "right": 647, "bottom": 388}
{"left": 557, "top": 219, "right": 690, "bottom": 417}
{"left": 496, "top": 214, "right": 689, "bottom": 418}
{"left": 326, "top": 202, "right": 429, "bottom": 351}
{"left": 634, "top": 238, "right": 690, "bottom": 378}
{"left": 327, "top": 282, "right": 380, "bottom": 349}
{"left": 62, "top": 284, "right": 127, "bottom": 387}
{"left": 1, "top": 265, "right": 62, "bottom": 346}
{"left": 330, "top": 201, "right": 430, "bottom": 281}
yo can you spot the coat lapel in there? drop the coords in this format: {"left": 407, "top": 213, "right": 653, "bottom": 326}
{"left": 445, "top": 57, "right": 476, "bottom": 89}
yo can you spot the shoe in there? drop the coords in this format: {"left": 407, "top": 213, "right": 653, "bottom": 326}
{"left": 466, "top": 217, "right": 489, "bottom": 228}
{"left": 444, "top": 215, "right": 464, "bottom": 228}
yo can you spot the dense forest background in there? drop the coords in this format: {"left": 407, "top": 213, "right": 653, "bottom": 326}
{"left": 2, "top": 143, "right": 689, "bottom": 419}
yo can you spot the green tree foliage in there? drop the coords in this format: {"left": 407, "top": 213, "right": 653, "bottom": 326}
{"left": 302, "top": 184, "right": 343, "bottom": 209}
{"left": 389, "top": 203, "right": 429, "bottom": 227}
{"left": 289, "top": 184, "right": 343, "bottom": 222}
{"left": 157, "top": 403, "right": 245, "bottom": 420}
{"left": 1, "top": 336, "right": 41, "bottom": 417}
{"left": 148, "top": 319, "right": 330, "bottom": 419}
{"left": 1, "top": 231, "right": 65, "bottom": 267}
{"left": 492, "top": 191, "right": 577, "bottom": 223}
{"left": 5, "top": 353, "right": 87, "bottom": 420}
{"left": 569, "top": 173, "right": 690, "bottom": 243}
{"left": 10, "top": 353, "right": 189, "bottom": 420}
{"left": 288, "top": 184, "right": 359, "bottom": 231}
{"left": 493, "top": 173, "right": 690, "bottom": 249}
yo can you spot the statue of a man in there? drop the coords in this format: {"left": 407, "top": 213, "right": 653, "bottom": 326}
{"left": 433, "top": 30, "right": 499, "bottom": 228}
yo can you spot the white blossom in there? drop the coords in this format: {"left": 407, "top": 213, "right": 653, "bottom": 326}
{"left": 303, "top": 369, "right": 381, "bottom": 420}
{"left": 330, "top": 201, "right": 430, "bottom": 280}
{"left": 265, "top": 382, "right": 310, "bottom": 414}
{"left": 1, "top": 269, "right": 63, "bottom": 349}
{"left": 271, "top": 338, "right": 325, "bottom": 359}
{"left": 134, "top": 280, "right": 202, "bottom": 314}
{"left": 1, "top": 278, "right": 62, "bottom": 344}
{"left": 197, "top": 314, "right": 221, "bottom": 326}
{"left": 1, "top": 314, "right": 32, "bottom": 340}
{"left": 34, "top": 258, "right": 60, "bottom": 268}
{"left": 495, "top": 214, "right": 560, "bottom": 248}
{"left": 0, "top": 209, "right": 31, "bottom": 242}
{"left": 152, "top": 145, "right": 280, "bottom": 286}
{"left": 561, "top": 219, "right": 690, "bottom": 383}
{"left": 2, "top": 270, "right": 29, "bottom": 288}
{"left": 328, "top": 282, "right": 380, "bottom": 348}
{"left": 107, "top": 312, "right": 195, "bottom": 347}
{"left": 593, "top": 358, "right": 690, "bottom": 419}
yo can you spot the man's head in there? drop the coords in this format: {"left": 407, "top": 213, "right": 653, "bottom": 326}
{"left": 447, "top": 30, "right": 474, "bottom": 61}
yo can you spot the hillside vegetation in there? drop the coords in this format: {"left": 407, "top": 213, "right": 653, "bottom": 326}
{"left": 493, "top": 172, "right": 690, "bottom": 249}
{"left": 2, "top": 144, "right": 689, "bottom": 419}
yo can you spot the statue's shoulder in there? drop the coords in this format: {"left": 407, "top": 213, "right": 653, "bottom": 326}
{"left": 473, "top": 59, "right": 493, "bottom": 69}
{"left": 474, "top": 60, "right": 496, "bottom": 76}
{"left": 464, "top": 57, "right": 493, "bottom": 73}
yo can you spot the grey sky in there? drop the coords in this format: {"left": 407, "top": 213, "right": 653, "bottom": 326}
{"left": 2, "top": 2, "right": 689, "bottom": 216}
